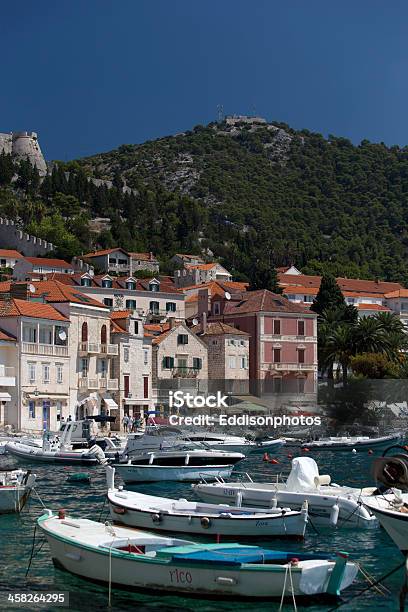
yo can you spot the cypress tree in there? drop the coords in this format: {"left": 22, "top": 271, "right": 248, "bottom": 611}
{"left": 311, "top": 274, "right": 344, "bottom": 315}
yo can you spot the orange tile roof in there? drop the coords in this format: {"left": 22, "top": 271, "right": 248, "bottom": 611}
{"left": 110, "top": 310, "right": 132, "bottom": 319}
{"left": 181, "top": 280, "right": 247, "bottom": 294}
{"left": 192, "top": 321, "right": 249, "bottom": 336}
{"left": 356, "top": 303, "right": 391, "bottom": 311}
{"left": 0, "top": 298, "right": 68, "bottom": 321}
{"left": 185, "top": 263, "right": 219, "bottom": 271}
{"left": 29, "top": 280, "right": 108, "bottom": 308}
{"left": 129, "top": 252, "right": 158, "bottom": 261}
{"left": 25, "top": 257, "right": 74, "bottom": 268}
{"left": 283, "top": 286, "right": 318, "bottom": 296}
{"left": 83, "top": 248, "right": 128, "bottom": 258}
{"left": 0, "top": 250, "right": 23, "bottom": 259}
{"left": 278, "top": 272, "right": 403, "bottom": 295}
{"left": 0, "top": 281, "right": 11, "bottom": 292}
{"left": 384, "top": 289, "right": 408, "bottom": 298}
{"left": 222, "top": 290, "right": 315, "bottom": 315}
{"left": 144, "top": 322, "right": 171, "bottom": 334}
{"left": 151, "top": 322, "right": 183, "bottom": 345}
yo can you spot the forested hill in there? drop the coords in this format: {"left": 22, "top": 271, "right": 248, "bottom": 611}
{"left": 2, "top": 118, "right": 408, "bottom": 285}
{"left": 77, "top": 119, "right": 408, "bottom": 284}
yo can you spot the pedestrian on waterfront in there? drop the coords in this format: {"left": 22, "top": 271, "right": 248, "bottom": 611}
{"left": 68, "top": 415, "right": 72, "bottom": 422}
{"left": 122, "top": 414, "right": 129, "bottom": 433}
{"left": 128, "top": 415, "right": 134, "bottom": 433}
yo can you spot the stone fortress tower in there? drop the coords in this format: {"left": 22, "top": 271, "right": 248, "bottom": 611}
{"left": 0, "top": 131, "right": 47, "bottom": 176}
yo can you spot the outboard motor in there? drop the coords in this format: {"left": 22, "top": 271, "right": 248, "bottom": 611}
{"left": 372, "top": 445, "right": 408, "bottom": 491}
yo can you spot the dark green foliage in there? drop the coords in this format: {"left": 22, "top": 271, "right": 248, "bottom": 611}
{"left": 0, "top": 153, "right": 14, "bottom": 186}
{"left": 311, "top": 275, "right": 345, "bottom": 315}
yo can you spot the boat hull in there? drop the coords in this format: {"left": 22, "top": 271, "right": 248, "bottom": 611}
{"left": 0, "top": 486, "right": 31, "bottom": 514}
{"left": 302, "top": 434, "right": 402, "bottom": 451}
{"left": 5, "top": 442, "right": 100, "bottom": 465}
{"left": 39, "top": 515, "right": 357, "bottom": 598}
{"left": 115, "top": 464, "right": 235, "bottom": 483}
{"left": 363, "top": 495, "right": 408, "bottom": 551}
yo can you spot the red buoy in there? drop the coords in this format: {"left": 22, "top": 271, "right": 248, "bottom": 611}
{"left": 263, "top": 452, "right": 269, "bottom": 462}
{"left": 271, "top": 458, "right": 279, "bottom": 464}
{"left": 303, "top": 447, "right": 310, "bottom": 452}
{"left": 287, "top": 453, "right": 293, "bottom": 459}
{"left": 58, "top": 509, "right": 66, "bottom": 520}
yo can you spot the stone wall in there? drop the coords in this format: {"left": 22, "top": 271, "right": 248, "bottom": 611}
{"left": 0, "top": 131, "right": 47, "bottom": 175}
{"left": 0, "top": 218, "right": 55, "bottom": 256}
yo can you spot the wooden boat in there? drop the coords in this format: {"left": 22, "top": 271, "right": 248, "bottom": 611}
{"left": 0, "top": 469, "right": 36, "bottom": 514}
{"left": 106, "top": 467, "right": 308, "bottom": 538}
{"left": 301, "top": 432, "right": 402, "bottom": 451}
{"left": 193, "top": 457, "right": 378, "bottom": 529}
{"left": 38, "top": 510, "right": 358, "bottom": 598}
{"left": 363, "top": 491, "right": 408, "bottom": 552}
{"left": 113, "top": 449, "right": 244, "bottom": 483}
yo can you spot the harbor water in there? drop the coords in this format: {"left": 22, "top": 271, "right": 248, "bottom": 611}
{"left": 0, "top": 447, "right": 404, "bottom": 611}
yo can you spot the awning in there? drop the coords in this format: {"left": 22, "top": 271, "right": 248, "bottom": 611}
{"left": 123, "top": 399, "right": 144, "bottom": 405}
{"left": 0, "top": 392, "right": 11, "bottom": 401}
{"left": 103, "top": 398, "right": 118, "bottom": 409}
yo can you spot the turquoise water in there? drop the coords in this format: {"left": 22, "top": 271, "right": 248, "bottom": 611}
{"left": 0, "top": 448, "right": 405, "bottom": 611}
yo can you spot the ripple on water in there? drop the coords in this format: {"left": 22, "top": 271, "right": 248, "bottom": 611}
{"left": 0, "top": 449, "right": 404, "bottom": 611}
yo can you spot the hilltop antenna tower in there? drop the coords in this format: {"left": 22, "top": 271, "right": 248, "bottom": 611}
{"left": 217, "top": 104, "right": 224, "bottom": 123}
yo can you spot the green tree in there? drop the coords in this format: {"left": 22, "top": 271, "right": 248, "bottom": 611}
{"left": 311, "top": 274, "right": 345, "bottom": 315}
{"left": 0, "top": 152, "right": 14, "bottom": 186}
{"left": 350, "top": 352, "right": 398, "bottom": 379}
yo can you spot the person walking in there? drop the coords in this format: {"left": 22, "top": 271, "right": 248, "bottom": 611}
{"left": 128, "top": 415, "right": 134, "bottom": 434}
{"left": 122, "top": 414, "right": 129, "bottom": 433}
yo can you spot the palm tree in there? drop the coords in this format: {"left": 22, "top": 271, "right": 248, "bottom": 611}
{"left": 374, "top": 311, "right": 405, "bottom": 336}
{"left": 325, "top": 324, "right": 356, "bottom": 384}
{"left": 352, "top": 317, "right": 389, "bottom": 355}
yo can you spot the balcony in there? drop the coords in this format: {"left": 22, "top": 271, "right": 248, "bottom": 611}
{"left": 269, "top": 363, "right": 316, "bottom": 372}
{"left": 100, "top": 344, "right": 118, "bottom": 355}
{"left": 78, "top": 376, "right": 118, "bottom": 390}
{"left": 79, "top": 342, "right": 99, "bottom": 354}
{"left": 0, "top": 366, "right": 16, "bottom": 386}
{"left": 172, "top": 367, "right": 199, "bottom": 379}
{"left": 22, "top": 342, "right": 68, "bottom": 357}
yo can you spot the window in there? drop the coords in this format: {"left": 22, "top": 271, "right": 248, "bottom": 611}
{"left": 81, "top": 358, "right": 88, "bottom": 377}
{"left": 29, "top": 400, "right": 35, "bottom": 419}
{"left": 81, "top": 322, "right": 88, "bottom": 342}
{"left": 346, "top": 297, "right": 355, "bottom": 304}
{"left": 56, "top": 400, "right": 62, "bottom": 421}
{"left": 134, "top": 321, "right": 139, "bottom": 334}
{"left": 240, "top": 340, "right": 245, "bottom": 346}
{"left": 304, "top": 295, "right": 314, "bottom": 303}
{"left": 213, "top": 302, "right": 220, "bottom": 315}
{"left": 273, "top": 320, "right": 281, "bottom": 335}
{"left": 126, "top": 299, "right": 137, "bottom": 310}
{"left": 81, "top": 277, "right": 91, "bottom": 287}
{"left": 240, "top": 356, "right": 248, "bottom": 369}
{"left": 103, "top": 298, "right": 113, "bottom": 307}
{"left": 39, "top": 326, "right": 53, "bottom": 345}
{"left": 56, "top": 363, "right": 63, "bottom": 384}
{"left": 298, "top": 320, "right": 305, "bottom": 336}
{"left": 124, "top": 375, "right": 130, "bottom": 397}
{"left": 102, "top": 279, "right": 113, "bottom": 288}
{"left": 143, "top": 349, "right": 148, "bottom": 365}
{"left": 149, "top": 301, "right": 159, "bottom": 314}
{"left": 99, "top": 359, "right": 107, "bottom": 377}
{"left": 273, "top": 348, "right": 281, "bottom": 363}
{"left": 126, "top": 281, "right": 136, "bottom": 290}
{"left": 118, "top": 258, "right": 128, "bottom": 266}
{"left": 229, "top": 339, "right": 236, "bottom": 346}
{"left": 23, "top": 325, "right": 37, "bottom": 343}
{"left": 124, "top": 346, "right": 129, "bottom": 363}
{"left": 193, "top": 357, "right": 202, "bottom": 370}
{"left": 28, "top": 362, "right": 36, "bottom": 384}
{"left": 298, "top": 378, "right": 306, "bottom": 393}
{"left": 101, "top": 324, "right": 107, "bottom": 345}
{"left": 229, "top": 356, "right": 236, "bottom": 369}
{"left": 166, "top": 302, "right": 176, "bottom": 312}
{"left": 42, "top": 363, "right": 50, "bottom": 383}
{"left": 143, "top": 376, "right": 149, "bottom": 398}
{"left": 177, "top": 334, "right": 188, "bottom": 345}
{"left": 298, "top": 348, "right": 305, "bottom": 364}
{"left": 149, "top": 281, "right": 159, "bottom": 292}
{"left": 0, "top": 259, "right": 5, "bottom": 266}
{"left": 162, "top": 356, "right": 174, "bottom": 369}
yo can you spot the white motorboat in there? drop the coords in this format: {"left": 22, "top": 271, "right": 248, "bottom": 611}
{"left": 38, "top": 510, "right": 358, "bottom": 598}
{"left": 113, "top": 449, "right": 245, "bottom": 483}
{"left": 177, "top": 432, "right": 286, "bottom": 454}
{"left": 0, "top": 435, "right": 42, "bottom": 455}
{"left": 363, "top": 490, "right": 408, "bottom": 552}
{"left": 5, "top": 422, "right": 108, "bottom": 465}
{"left": 106, "top": 466, "right": 308, "bottom": 538}
{"left": 301, "top": 432, "right": 403, "bottom": 451}
{"left": 193, "top": 457, "right": 379, "bottom": 529}
{"left": 0, "top": 469, "right": 36, "bottom": 514}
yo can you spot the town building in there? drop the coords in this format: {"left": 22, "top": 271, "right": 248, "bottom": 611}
{"left": 0, "top": 292, "right": 70, "bottom": 432}
{"left": 174, "top": 262, "right": 232, "bottom": 288}
{"left": 13, "top": 257, "right": 75, "bottom": 280}
{"left": 109, "top": 310, "right": 153, "bottom": 426}
{"left": 147, "top": 321, "right": 208, "bottom": 408}
{"left": 180, "top": 280, "right": 249, "bottom": 319}
{"left": 82, "top": 248, "right": 159, "bottom": 275}
{"left": 206, "top": 288, "right": 318, "bottom": 407}
{"left": 0, "top": 249, "right": 24, "bottom": 269}
{"left": 56, "top": 273, "right": 185, "bottom": 322}
{"left": 171, "top": 254, "right": 205, "bottom": 268}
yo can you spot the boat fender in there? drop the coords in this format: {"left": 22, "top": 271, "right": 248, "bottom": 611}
{"left": 58, "top": 509, "right": 66, "bottom": 520}
{"left": 113, "top": 506, "right": 126, "bottom": 515}
{"left": 330, "top": 503, "right": 340, "bottom": 526}
{"left": 290, "top": 558, "right": 299, "bottom": 566}
{"left": 151, "top": 513, "right": 162, "bottom": 523}
{"left": 201, "top": 516, "right": 211, "bottom": 529}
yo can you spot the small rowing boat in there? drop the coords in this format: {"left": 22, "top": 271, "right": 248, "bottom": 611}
{"left": 38, "top": 510, "right": 358, "bottom": 598}
{"left": 0, "top": 469, "right": 36, "bottom": 514}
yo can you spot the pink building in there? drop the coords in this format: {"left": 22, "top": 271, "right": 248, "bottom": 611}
{"left": 207, "top": 289, "right": 318, "bottom": 399}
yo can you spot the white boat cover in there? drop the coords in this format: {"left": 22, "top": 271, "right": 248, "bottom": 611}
{"left": 286, "top": 457, "right": 320, "bottom": 491}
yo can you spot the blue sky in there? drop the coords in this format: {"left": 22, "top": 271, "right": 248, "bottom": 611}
{"left": 2, "top": 1, "right": 408, "bottom": 160}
